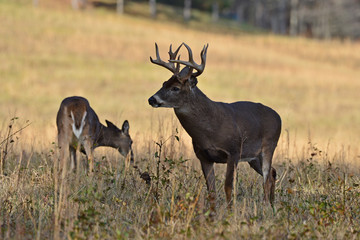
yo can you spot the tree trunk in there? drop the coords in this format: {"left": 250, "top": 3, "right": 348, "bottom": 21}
{"left": 289, "top": 0, "right": 299, "bottom": 36}
{"left": 318, "top": 0, "right": 331, "bottom": 39}
{"left": 184, "top": 0, "right": 192, "bottom": 22}
{"left": 269, "top": 1, "right": 279, "bottom": 33}
{"left": 278, "top": 0, "right": 287, "bottom": 34}
{"left": 212, "top": 1, "right": 219, "bottom": 22}
{"left": 255, "top": 0, "right": 264, "bottom": 27}
{"left": 117, "top": 0, "right": 124, "bottom": 15}
{"left": 235, "top": 2, "right": 246, "bottom": 24}
{"left": 71, "top": 0, "right": 86, "bottom": 10}
{"left": 71, "top": 0, "right": 79, "bottom": 10}
{"left": 269, "top": 0, "right": 287, "bottom": 34}
{"left": 150, "top": 0, "right": 157, "bottom": 18}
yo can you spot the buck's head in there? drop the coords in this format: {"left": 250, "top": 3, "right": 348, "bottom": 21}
{"left": 105, "top": 120, "right": 134, "bottom": 162}
{"left": 148, "top": 43, "right": 208, "bottom": 109}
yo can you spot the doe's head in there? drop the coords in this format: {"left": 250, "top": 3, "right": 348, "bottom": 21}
{"left": 105, "top": 120, "right": 134, "bottom": 163}
{"left": 148, "top": 43, "right": 208, "bottom": 109}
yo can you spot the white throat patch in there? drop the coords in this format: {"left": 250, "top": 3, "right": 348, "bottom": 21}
{"left": 153, "top": 95, "right": 164, "bottom": 105}
{"left": 71, "top": 111, "right": 87, "bottom": 139}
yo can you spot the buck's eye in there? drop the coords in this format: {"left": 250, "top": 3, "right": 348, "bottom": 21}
{"left": 171, "top": 87, "right": 180, "bottom": 92}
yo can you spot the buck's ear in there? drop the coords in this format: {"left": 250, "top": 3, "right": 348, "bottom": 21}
{"left": 105, "top": 120, "right": 118, "bottom": 129}
{"left": 122, "top": 120, "right": 129, "bottom": 134}
{"left": 188, "top": 76, "right": 198, "bottom": 88}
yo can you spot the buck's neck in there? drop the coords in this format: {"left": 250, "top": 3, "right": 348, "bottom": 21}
{"left": 174, "top": 87, "right": 219, "bottom": 142}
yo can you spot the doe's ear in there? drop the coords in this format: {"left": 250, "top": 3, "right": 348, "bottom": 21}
{"left": 188, "top": 76, "right": 198, "bottom": 88}
{"left": 105, "top": 120, "right": 118, "bottom": 130}
{"left": 122, "top": 120, "right": 129, "bottom": 134}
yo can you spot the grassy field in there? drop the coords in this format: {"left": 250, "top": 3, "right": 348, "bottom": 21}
{"left": 0, "top": 0, "right": 360, "bottom": 239}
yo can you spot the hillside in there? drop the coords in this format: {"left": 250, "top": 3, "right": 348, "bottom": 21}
{"left": 1, "top": 1, "right": 360, "bottom": 149}
{"left": 1, "top": 1, "right": 360, "bottom": 239}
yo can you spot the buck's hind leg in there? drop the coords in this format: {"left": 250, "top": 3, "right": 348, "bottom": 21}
{"left": 261, "top": 146, "right": 276, "bottom": 206}
{"left": 269, "top": 167, "right": 276, "bottom": 203}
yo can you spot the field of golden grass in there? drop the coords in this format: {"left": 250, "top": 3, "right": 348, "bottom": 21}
{"left": 0, "top": 1, "right": 359, "bottom": 239}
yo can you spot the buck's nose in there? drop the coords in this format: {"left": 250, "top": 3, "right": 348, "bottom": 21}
{"left": 148, "top": 96, "right": 157, "bottom": 106}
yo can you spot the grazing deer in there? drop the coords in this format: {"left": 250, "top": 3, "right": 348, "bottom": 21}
{"left": 148, "top": 43, "right": 281, "bottom": 212}
{"left": 56, "top": 96, "right": 133, "bottom": 174}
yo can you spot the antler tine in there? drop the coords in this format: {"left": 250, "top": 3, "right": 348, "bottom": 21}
{"left": 170, "top": 43, "right": 208, "bottom": 77}
{"left": 184, "top": 43, "right": 194, "bottom": 63}
{"left": 168, "top": 43, "right": 183, "bottom": 60}
{"left": 194, "top": 43, "right": 209, "bottom": 77}
{"left": 169, "top": 44, "right": 183, "bottom": 74}
{"left": 150, "top": 43, "right": 179, "bottom": 74}
{"left": 175, "top": 55, "right": 181, "bottom": 73}
{"left": 200, "top": 44, "right": 209, "bottom": 64}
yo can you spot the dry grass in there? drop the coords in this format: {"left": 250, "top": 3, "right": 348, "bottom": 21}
{"left": 0, "top": 1, "right": 360, "bottom": 239}
{"left": 1, "top": 117, "right": 359, "bottom": 239}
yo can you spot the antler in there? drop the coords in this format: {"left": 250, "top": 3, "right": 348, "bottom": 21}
{"left": 150, "top": 43, "right": 183, "bottom": 74}
{"left": 170, "top": 43, "right": 208, "bottom": 77}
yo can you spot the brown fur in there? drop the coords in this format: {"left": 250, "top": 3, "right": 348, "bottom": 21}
{"left": 149, "top": 43, "right": 281, "bottom": 213}
{"left": 67, "top": 99, "right": 87, "bottom": 129}
{"left": 56, "top": 96, "right": 133, "bottom": 175}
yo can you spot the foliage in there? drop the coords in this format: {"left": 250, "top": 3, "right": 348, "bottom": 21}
{"left": 0, "top": 117, "right": 31, "bottom": 175}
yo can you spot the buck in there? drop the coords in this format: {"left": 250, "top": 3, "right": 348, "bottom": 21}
{"left": 148, "top": 43, "right": 281, "bottom": 211}
{"left": 56, "top": 96, "right": 133, "bottom": 174}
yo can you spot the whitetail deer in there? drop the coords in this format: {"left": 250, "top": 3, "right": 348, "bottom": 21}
{"left": 148, "top": 43, "right": 281, "bottom": 212}
{"left": 56, "top": 96, "right": 133, "bottom": 174}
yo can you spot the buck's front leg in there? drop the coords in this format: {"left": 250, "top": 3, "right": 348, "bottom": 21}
{"left": 224, "top": 159, "right": 238, "bottom": 208}
{"left": 200, "top": 160, "right": 216, "bottom": 214}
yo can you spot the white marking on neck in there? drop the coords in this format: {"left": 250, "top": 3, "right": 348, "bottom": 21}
{"left": 175, "top": 105, "right": 191, "bottom": 114}
{"left": 71, "top": 111, "right": 87, "bottom": 139}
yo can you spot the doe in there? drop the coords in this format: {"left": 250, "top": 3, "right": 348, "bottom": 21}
{"left": 148, "top": 43, "right": 281, "bottom": 212}
{"left": 56, "top": 96, "right": 133, "bottom": 174}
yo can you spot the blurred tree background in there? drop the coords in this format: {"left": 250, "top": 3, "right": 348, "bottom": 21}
{"left": 69, "top": 0, "right": 360, "bottom": 40}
